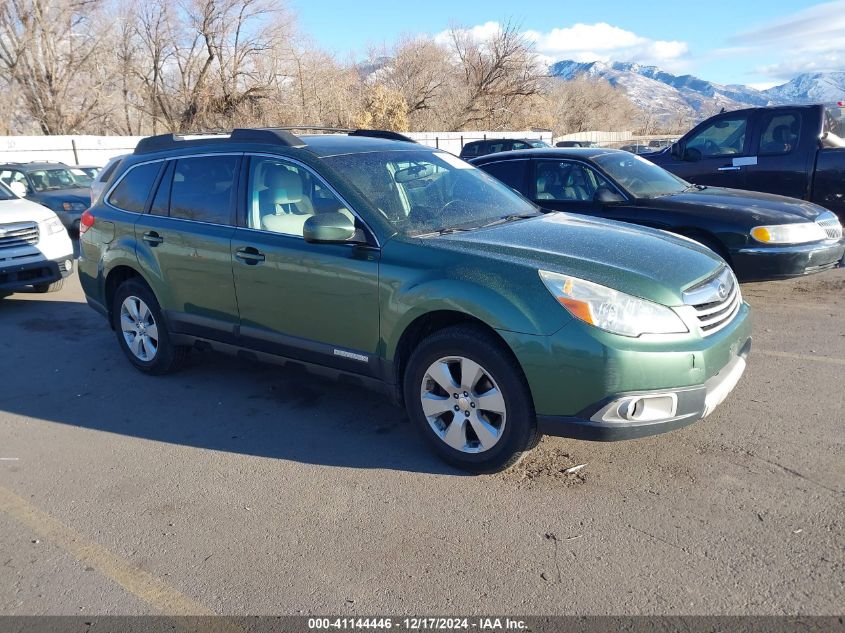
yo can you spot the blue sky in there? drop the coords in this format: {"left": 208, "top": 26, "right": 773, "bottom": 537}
{"left": 291, "top": 0, "right": 845, "bottom": 88}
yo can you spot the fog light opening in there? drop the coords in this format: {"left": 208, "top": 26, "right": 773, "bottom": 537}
{"left": 618, "top": 394, "right": 678, "bottom": 422}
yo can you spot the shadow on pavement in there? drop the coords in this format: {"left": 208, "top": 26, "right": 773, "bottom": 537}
{"left": 0, "top": 293, "right": 464, "bottom": 476}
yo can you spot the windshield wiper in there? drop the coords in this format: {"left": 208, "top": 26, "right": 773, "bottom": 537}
{"left": 413, "top": 226, "right": 473, "bottom": 237}
{"left": 476, "top": 213, "right": 539, "bottom": 229}
{"left": 683, "top": 183, "right": 706, "bottom": 192}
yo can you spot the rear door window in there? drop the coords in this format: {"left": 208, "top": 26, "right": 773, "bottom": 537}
{"left": 107, "top": 162, "right": 162, "bottom": 212}
{"left": 169, "top": 155, "right": 239, "bottom": 224}
{"left": 757, "top": 112, "right": 801, "bottom": 155}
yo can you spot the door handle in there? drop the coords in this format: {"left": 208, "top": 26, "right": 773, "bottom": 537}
{"left": 235, "top": 247, "right": 265, "bottom": 265}
{"left": 142, "top": 231, "right": 164, "bottom": 246}
{"left": 717, "top": 166, "right": 741, "bottom": 171}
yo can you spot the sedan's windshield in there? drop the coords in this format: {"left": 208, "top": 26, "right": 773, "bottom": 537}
{"left": 324, "top": 150, "right": 539, "bottom": 236}
{"left": 593, "top": 152, "right": 689, "bottom": 198}
{"left": 0, "top": 181, "right": 16, "bottom": 201}
{"left": 27, "top": 168, "right": 93, "bottom": 192}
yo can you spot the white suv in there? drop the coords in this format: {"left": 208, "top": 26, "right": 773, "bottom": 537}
{"left": 0, "top": 181, "right": 75, "bottom": 296}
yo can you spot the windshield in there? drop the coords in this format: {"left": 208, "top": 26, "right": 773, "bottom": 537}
{"left": 27, "top": 168, "right": 93, "bottom": 192}
{"left": 0, "top": 181, "right": 16, "bottom": 201}
{"left": 593, "top": 152, "right": 689, "bottom": 198}
{"left": 324, "top": 149, "right": 539, "bottom": 236}
{"left": 528, "top": 140, "right": 549, "bottom": 148}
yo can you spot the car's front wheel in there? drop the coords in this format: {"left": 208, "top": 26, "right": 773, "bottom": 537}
{"left": 112, "top": 279, "right": 187, "bottom": 375}
{"left": 33, "top": 279, "right": 64, "bottom": 293}
{"left": 403, "top": 325, "right": 539, "bottom": 473}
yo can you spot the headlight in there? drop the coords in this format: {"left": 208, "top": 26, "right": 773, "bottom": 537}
{"left": 538, "top": 270, "right": 688, "bottom": 337}
{"left": 61, "top": 201, "right": 87, "bottom": 212}
{"left": 41, "top": 216, "right": 66, "bottom": 235}
{"left": 750, "top": 222, "right": 826, "bottom": 244}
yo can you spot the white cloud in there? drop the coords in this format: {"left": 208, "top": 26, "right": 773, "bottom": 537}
{"left": 731, "top": 0, "right": 845, "bottom": 80}
{"left": 434, "top": 21, "right": 690, "bottom": 71}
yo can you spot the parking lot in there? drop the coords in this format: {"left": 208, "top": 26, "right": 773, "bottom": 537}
{"left": 0, "top": 260, "right": 842, "bottom": 616}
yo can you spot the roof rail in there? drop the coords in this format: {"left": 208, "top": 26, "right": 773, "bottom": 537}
{"left": 349, "top": 129, "right": 417, "bottom": 143}
{"left": 271, "top": 126, "right": 417, "bottom": 144}
{"left": 134, "top": 128, "right": 305, "bottom": 155}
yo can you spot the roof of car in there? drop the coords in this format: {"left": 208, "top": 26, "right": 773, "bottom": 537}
{"left": 129, "top": 128, "right": 423, "bottom": 159}
{"left": 470, "top": 147, "right": 623, "bottom": 163}
{"left": 0, "top": 162, "right": 70, "bottom": 170}
{"left": 299, "top": 134, "right": 423, "bottom": 157}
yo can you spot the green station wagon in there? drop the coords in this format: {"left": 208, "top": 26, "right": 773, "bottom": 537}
{"left": 79, "top": 128, "right": 752, "bottom": 472}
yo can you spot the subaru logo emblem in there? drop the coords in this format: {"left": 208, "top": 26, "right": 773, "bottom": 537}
{"left": 717, "top": 282, "right": 728, "bottom": 300}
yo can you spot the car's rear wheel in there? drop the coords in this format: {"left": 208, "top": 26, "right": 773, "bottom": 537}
{"left": 112, "top": 279, "right": 187, "bottom": 375}
{"left": 403, "top": 325, "right": 539, "bottom": 473}
{"left": 33, "top": 279, "right": 64, "bottom": 293}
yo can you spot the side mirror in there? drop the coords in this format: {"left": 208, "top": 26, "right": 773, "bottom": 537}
{"left": 303, "top": 211, "right": 357, "bottom": 244}
{"left": 670, "top": 143, "right": 681, "bottom": 158}
{"left": 9, "top": 181, "right": 27, "bottom": 198}
{"left": 594, "top": 187, "right": 625, "bottom": 204}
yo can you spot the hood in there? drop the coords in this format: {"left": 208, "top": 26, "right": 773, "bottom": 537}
{"left": 651, "top": 186, "right": 827, "bottom": 224}
{"left": 0, "top": 196, "right": 61, "bottom": 224}
{"left": 434, "top": 213, "right": 724, "bottom": 306}
{"left": 31, "top": 188, "right": 91, "bottom": 208}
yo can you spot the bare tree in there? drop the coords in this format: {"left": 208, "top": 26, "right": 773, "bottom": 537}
{"left": 0, "top": 0, "right": 106, "bottom": 134}
{"left": 446, "top": 21, "right": 545, "bottom": 130}
{"left": 545, "top": 77, "right": 639, "bottom": 135}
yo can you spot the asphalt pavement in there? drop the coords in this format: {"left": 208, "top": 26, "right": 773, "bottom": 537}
{"left": 0, "top": 265, "right": 842, "bottom": 616}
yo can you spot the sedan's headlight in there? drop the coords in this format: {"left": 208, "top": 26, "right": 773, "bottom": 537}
{"left": 539, "top": 270, "right": 687, "bottom": 337}
{"left": 61, "top": 201, "right": 87, "bottom": 212}
{"left": 750, "top": 222, "right": 826, "bottom": 244}
{"left": 41, "top": 216, "right": 66, "bottom": 235}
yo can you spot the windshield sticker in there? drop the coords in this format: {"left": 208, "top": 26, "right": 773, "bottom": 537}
{"left": 434, "top": 152, "right": 474, "bottom": 169}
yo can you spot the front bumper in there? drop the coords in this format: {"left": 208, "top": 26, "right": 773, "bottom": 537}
{"left": 499, "top": 300, "right": 752, "bottom": 442}
{"left": 0, "top": 256, "right": 74, "bottom": 291}
{"left": 537, "top": 337, "right": 751, "bottom": 440}
{"left": 731, "top": 239, "right": 845, "bottom": 281}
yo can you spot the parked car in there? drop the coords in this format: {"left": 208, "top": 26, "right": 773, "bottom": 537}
{"left": 618, "top": 143, "right": 653, "bottom": 155}
{"left": 72, "top": 165, "right": 101, "bottom": 179}
{"left": 459, "top": 138, "right": 549, "bottom": 160}
{"left": 79, "top": 128, "right": 751, "bottom": 473}
{"left": 0, "top": 181, "right": 75, "bottom": 297}
{"left": 471, "top": 147, "right": 844, "bottom": 281}
{"left": 0, "top": 162, "right": 92, "bottom": 231}
{"left": 555, "top": 140, "right": 596, "bottom": 148}
{"left": 646, "top": 103, "right": 845, "bottom": 223}
{"left": 90, "top": 154, "right": 128, "bottom": 203}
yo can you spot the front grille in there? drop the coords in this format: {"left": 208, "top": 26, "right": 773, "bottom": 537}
{"left": 816, "top": 213, "right": 842, "bottom": 240}
{"left": 684, "top": 267, "right": 742, "bottom": 337}
{"left": 0, "top": 222, "right": 39, "bottom": 249}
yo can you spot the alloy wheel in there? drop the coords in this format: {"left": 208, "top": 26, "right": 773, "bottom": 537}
{"left": 420, "top": 356, "right": 507, "bottom": 453}
{"left": 120, "top": 296, "right": 159, "bottom": 362}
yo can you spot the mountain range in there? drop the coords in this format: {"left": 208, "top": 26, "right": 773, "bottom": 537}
{"left": 550, "top": 60, "right": 845, "bottom": 123}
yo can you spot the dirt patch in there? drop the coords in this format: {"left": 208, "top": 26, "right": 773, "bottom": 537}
{"left": 501, "top": 438, "right": 587, "bottom": 488}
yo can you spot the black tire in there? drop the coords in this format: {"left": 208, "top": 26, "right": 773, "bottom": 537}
{"left": 403, "top": 325, "right": 540, "bottom": 474}
{"left": 33, "top": 279, "right": 64, "bottom": 293}
{"left": 112, "top": 279, "right": 188, "bottom": 375}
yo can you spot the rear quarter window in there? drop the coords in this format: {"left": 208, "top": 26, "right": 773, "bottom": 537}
{"left": 107, "top": 162, "right": 162, "bottom": 213}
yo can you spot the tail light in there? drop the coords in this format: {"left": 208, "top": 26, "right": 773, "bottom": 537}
{"left": 79, "top": 210, "right": 95, "bottom": 235}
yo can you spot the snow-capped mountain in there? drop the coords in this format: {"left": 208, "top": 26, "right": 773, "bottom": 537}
{"left": 549, "top": 60, "right": 845, "bottom": 123}
{"left": 764, "top": 72, "right": 845, "bottom": 103}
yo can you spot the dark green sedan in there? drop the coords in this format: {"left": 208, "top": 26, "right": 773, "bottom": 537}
{"left": 78, "top": 128, "right": 752, "bottom": 473}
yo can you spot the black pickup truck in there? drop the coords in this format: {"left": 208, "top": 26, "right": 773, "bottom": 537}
{"left": 647, "top": 103, "right": 845, "bottom": 223}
